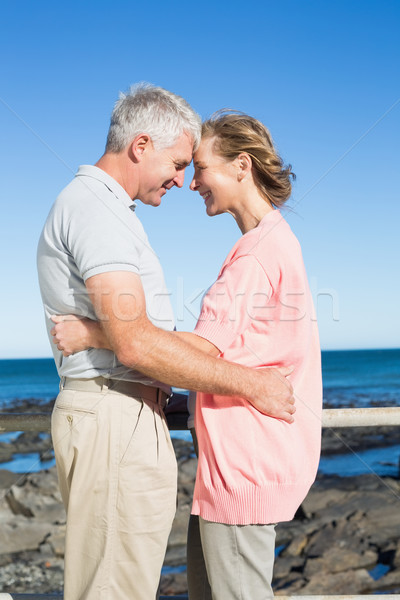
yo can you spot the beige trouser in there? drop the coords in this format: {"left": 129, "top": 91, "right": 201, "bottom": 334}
{"left": 51, "top": 378, "right": 177, "bottom": 600}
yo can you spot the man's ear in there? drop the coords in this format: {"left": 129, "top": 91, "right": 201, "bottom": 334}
{"left": 237, "top": 153, "right": 252, "bottom": 182}
{"left": 130, "top": 134, "right": 152, "bottom": 162}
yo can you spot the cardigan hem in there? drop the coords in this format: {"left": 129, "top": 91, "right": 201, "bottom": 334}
{"left": 191, "top": 479, "right": 314, "bottom": 526}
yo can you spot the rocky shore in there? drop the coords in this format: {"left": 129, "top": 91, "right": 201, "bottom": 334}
{"left": 0, "top": 399, "right": 400, "bottom": 596}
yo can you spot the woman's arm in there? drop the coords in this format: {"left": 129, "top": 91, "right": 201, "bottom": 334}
{"left": 51, "top": 310, "right": 295, "bottom": 421}
{"left": 174, "top": 331, "right": 220, "bottom": 356}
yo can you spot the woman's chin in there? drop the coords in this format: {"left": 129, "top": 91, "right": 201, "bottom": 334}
{"left": 205, "top": 203, "right": 220, "bottom": 217}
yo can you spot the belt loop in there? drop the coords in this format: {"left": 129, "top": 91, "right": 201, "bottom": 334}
{"left": 157, "top": 388, "right": 168, "bottom": 410}
{"left": 59, "top": 376, "right": 66, "bottom": 391}
{"left": 101, "top": 376, "right": 109, "bottom": 391}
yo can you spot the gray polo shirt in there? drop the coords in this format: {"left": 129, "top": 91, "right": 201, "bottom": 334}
{"left": 37, "top": 165, "right": 174, "bottom": 392}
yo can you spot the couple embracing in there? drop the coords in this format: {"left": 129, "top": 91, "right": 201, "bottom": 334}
{"left": 37, "top": 83, "right": 322, "bottom": 600}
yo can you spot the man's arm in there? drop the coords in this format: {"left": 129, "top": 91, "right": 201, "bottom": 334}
{"left": 50, "top": 318, "right": 220, "bottom": 357}
{"left": 53, "top": 270, "right": 295, "bottom": 421}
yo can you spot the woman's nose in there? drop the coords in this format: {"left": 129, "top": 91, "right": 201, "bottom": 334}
{"left": 189, "top": 177, "right": 198, "bottom": 191}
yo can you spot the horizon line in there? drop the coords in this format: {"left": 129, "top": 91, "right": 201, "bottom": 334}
{"left": 1, "top": 346, "right": 400, "bottom": 361}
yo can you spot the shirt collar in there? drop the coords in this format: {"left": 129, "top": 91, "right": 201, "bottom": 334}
{"left": 75, "top": 165, "right": 137, "bottom": 210}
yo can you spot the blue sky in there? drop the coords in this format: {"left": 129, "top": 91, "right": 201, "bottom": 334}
{"left": 0, "top": 0, "right": 399, "bottom": 358}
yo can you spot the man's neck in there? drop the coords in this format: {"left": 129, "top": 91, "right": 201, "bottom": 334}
{"left": 95, "top": 153, "right": 138, "bottom": 199}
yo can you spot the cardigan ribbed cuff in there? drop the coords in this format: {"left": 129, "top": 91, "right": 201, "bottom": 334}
{"left": 193, "top": 316, "right": 238, "bottom": 353}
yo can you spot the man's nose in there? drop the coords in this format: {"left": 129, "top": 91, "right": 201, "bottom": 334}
{"left": 173, "top": 170, "right": 185, "bottom": 188}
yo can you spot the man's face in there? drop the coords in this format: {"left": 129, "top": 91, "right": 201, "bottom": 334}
{"left": 137, "top": 132, "right": 194, "bottom": 206}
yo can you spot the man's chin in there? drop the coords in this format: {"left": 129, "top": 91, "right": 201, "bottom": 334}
{"left": 153, "top": 188, "right": 167, "bottom": 206}
{"left": 141, "top": 193, "right": 164, "bottom": 207}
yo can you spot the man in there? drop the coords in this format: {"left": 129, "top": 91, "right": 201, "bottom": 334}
{"left": 37, "top": 83, "right": 295, "bottom": 600}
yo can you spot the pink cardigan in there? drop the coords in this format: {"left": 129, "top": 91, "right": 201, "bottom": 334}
{"left": 191, "top": 210, "right": 322, "bottom": 525}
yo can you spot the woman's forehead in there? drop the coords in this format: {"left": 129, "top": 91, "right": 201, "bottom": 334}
{"left": 194, "top": 136, "right": 217, "bottom": 160}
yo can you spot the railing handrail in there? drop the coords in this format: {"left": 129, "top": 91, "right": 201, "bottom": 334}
{"left": 1, "top": 594, "right": 400, "bottom": 600}
{"left": 1, "top": 406, "right": 400, "bottom": 433}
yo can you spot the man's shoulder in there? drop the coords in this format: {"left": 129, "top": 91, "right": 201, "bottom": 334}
{"left": 49, "top": 168, "right": 147, "bottom": 247}
{"left": 56, "top": 168, "right": 107, "bottom": 207}
{"left": 50, "top": 169, "right": 128, "bottom": 232}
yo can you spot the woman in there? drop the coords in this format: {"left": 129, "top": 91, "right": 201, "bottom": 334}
{"left": 52, "top": 111, "right": 322, "bottom": 600}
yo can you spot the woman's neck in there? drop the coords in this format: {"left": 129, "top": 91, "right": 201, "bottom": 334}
{"left": 230, "top": 189, "right": 274, "bottom": 234}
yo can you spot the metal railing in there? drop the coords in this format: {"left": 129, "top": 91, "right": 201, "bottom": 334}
{"left": 0, "top": 594, "right": 399, "bottom": 600}
{"left": 2, "top": 406, "right": 400, "bottom": 433}
{"left": 1, "top": 406, "right": 400, "bottom": 600}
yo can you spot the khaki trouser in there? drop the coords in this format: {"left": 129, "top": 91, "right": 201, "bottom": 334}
{"left": 51, "top": 378, "right": 177, "bottom": 600}
{"left": 188, "top": 516, "right": 276, "bottom": 600}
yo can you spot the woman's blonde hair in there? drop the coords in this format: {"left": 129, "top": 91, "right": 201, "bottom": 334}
{"left": 202, "top": 110, "right": 295, "bottom": 207}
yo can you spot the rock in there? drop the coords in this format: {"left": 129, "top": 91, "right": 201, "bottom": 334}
{"left": 304, "top": 548, "right": 378, "bottom": 577}
{"left": 167, "top": 502, "right": 190, "bottom": 548}
{"left": 0, "top": 398, "right": 54, "bottom": 414}
{"left": 274, "top": 572, "right": 307, "bottom": 595}
{"left": 14, "top": 432, "right": 53, "bottom": 456}
{"left": 351, "top": 486, "right": 400, "bottom": 547}
{"left": 178, "top": 457, "right": 197, "bottom": 484}
{"left": 0, "top": 443, "right": 14, "bottom": 463}
{"left": 172, "top": 438, "right": 194, "bottom": 462}
{"left": 273, "top": 555, "right": 304, "bottom": 579}
{"left": 47, "top": 525, "right": 66, "bottom": 557}
{"left": 301, "top": 568, "right": 375, "bottom": 594}
{"left": 282, "top": 532, "right": 309, "bottom": 557}
{"left": 0, "top": 517, "right": 50, "bottom": 554}
{"left": 164, "top": 544, "right": 186, "bottom": 566}
{"left": 165, "top": 453, "right": 195, "bottom": 565}
{"left": 394, "top": 546, "right": 400, "bottom": 568}
{"left": 0, "top": 491, "right": 15, "bottom": 522}
{"left": 0, "top": 557, "right": 63, "bottom": 594}
{"left": 301, "top": 485, "right": 349, "bottom": 517}
{"left": 0, "top": 432, "right": 54, "bottom": 466}
{"left": 28, "top": 469, "right": 61, "bottom": 497}
{"left": 306, "top": 517, "right": 371, "bottom": 558}
{"left": 159, "top": 571, "right": 188, "bottom": 595}
{"left": 321, "top": 426, "right": 400, "bottom": 455}
{"left": 6, "top": 469, "right": 65, "bottom": 524}
{"left": 6, "top": 485, "right": 34, "bottom": 517}
{"left": 0, "top": 469, "right": 20, "bottom": 490}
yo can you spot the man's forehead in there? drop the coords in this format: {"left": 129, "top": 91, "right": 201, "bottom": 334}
{"left": 170, "top": 134, "right": 194, "bottom": 164}
{"left": 170, "top": 152, "right": 192, "bottom": 168}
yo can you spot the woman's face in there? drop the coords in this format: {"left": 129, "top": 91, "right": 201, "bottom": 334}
{"left": 190, "top": 137, "right": 239, "bottom": 217}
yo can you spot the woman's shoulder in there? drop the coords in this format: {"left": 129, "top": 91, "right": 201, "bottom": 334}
{"left": 234, "top": 211, "right": 299, "bottom": 258}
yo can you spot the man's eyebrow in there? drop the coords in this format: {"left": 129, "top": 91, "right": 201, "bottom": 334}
{"left": 175, "top": 159, "right": 192, "bottom": 167}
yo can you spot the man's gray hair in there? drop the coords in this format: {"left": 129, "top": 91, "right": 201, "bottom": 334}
{"left": 106, "top": 82, "right": 201, "bottom": 153}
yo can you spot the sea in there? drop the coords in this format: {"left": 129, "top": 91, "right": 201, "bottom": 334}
{"left": 0, "top": 349, "right": 399, "bottom": 476}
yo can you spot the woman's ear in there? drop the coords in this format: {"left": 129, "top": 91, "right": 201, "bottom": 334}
{"left": 129, "top": 134, "right": 152, "bottom": 162}
{"left": 237, "top": 153, "right": 252, "bottom": 182}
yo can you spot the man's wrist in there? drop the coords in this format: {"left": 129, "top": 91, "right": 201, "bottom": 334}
{"left": 91, "top": 321, "right": 109, "bottom": 350}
